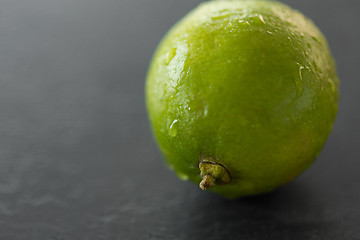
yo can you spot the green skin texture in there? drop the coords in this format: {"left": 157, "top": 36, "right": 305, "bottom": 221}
{"left": 146, "top": 0, "right": 339, "bottom": 198}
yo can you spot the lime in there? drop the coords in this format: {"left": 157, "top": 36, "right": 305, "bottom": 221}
{"left": 146, "top": 0, "right": 339, "bottom": 198}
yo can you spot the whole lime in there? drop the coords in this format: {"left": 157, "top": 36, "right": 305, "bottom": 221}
{"left": 146, "top": 0, "right": 339, "bottom": 198}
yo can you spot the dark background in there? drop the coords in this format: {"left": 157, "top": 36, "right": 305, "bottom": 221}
{"left": 0, "top": 0, "right": 359, "bottom": 239}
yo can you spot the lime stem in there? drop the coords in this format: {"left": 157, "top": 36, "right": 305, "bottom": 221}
{"left": 199, "top": 161, "right": 232, "bottom": 190}
{"left": 199, "top": 174, "right": 215, "bottom": 190}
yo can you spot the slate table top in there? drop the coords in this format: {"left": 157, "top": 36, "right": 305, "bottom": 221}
{"left": 0, "top": 0, "right": 359, "bottom": 239}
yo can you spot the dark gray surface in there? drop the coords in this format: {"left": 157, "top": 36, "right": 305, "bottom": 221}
{"left": 0, "top": 0, "right": 359, "bottom": 239}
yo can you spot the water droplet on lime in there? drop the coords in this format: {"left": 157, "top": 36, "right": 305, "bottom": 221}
{"left": 165, "top": 47, "right": 177, "bottom": 65}
{"left": 169, "top": 119, "right": 179, "bottom": 137}
{"left": 177, "top": 172, "right": 189, "bottom": 180}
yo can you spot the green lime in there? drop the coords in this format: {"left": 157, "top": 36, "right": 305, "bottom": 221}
{"left": 146, "top": 0, "right": 339, "bottom": 198}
